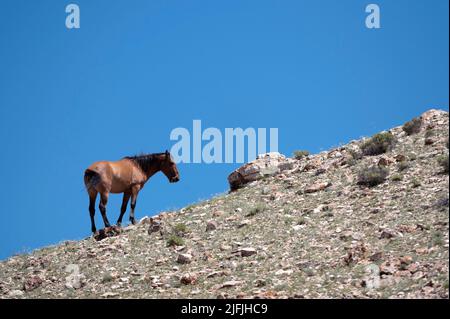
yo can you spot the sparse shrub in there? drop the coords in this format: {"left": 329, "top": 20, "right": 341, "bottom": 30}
{"left": 346, "top": 158, "right": 357, "bottom": 167}
{"left": 348, "top": 148, "right": 363, "bottom": 160}
{"left": 391, "top": 174, "right": 403, "bottom": 182}
{"left": 361, "top": 132, "right": 395, "bottom": 156}
{"left": 424, "top": 129, "right": 435, "bottom": 138}
{"left": 293, "top": 150, "right": 310, "bottom": 160}
{"left": 167, "top": 234, "right": 185, "bottom": 247}
{"left": 434, "top": 196, "right": 449, "bottom": 210}
{"left": 411, "top": 178, "right": 421, "bottom": 188}
{"left": 173, "top": 223, "right": 189, "bottom": 235}
{"left": 437, "top": 154, "right": 449, "bottom": 174}
{"left": 184, "top": 204, "right": 196, "bottom": 212}
{"left": 430, "top": 231, "right": 444, "bottom": 247}
{"left": 247, "top": 204, "right": 266, "bottom": 217}
{"left": 397, "top": 161, "right": 409, "bottom": 172}
{"left": 345, "top": 148, "right": 362, "bottom": 166}
{"left": 101, "top": 272, "right": 115, "bottom": 283}
{"left": 357, "top": 166, "right": 389, "bottom": 187}
{"left": 402, "top": 117, "right": 422, "bottom": 135}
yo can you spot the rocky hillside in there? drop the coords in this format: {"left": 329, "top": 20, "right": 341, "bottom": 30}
{"left": 1, "top": 109, "right": 448, "bottom": 299}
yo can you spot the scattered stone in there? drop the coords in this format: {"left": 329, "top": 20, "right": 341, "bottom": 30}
{"left": 148, "top": 218, "right": 162, "bottom": 234}
{"left": 362, "top": 264, "right": 381, "bottom": 289}
{"left": 218, "top": 280, "right": 242, "bottom": 289}
{"left": 238, "top": 220, "right": 251, "bottom": 228}
{"left": 180, "top": 273, "right": 197, "bottom": 285}
{"left": 94, "top": 226, "right": 122, "bottom": 241}
{"left": 23, "top": 275, "right": 43, "bottom": 292}
{"left": 394, "top": 154, "right": 407, "bottom": 162}
{"left": 101, "top": 292, "right": 119, "bottom": 298}
{"left": 239, "top": 247, "right": 257, "bottom": 257}
{"left": 207, "top": 271, "right": 226, "bottom": 278}
{"left": 206, "top": 220, "right": 218, "bottom": 231}
{"left": 304, "top": 182, "right": 332, "bottom": 193}
{"left": 377, "top": 157, "right": 394, "bottom": 167}
{"left": 275, "top": 269, "right": 293, "bottom": 276}
{"left": 369, "top": 252, "right": 383, "bottom": 262}
{"left": 8, "top": 290, "right": 24, "bottom": 297}
{"left": 379, "top": 228, "right": 402, "bottom": 239}
{"left": 228, "top": 152, "right": 296, "bottom": 190}
{"left": 177, "top": 253, "right": 193, "bottom": 264}
{"left": 65, "top": 264, "right": 86, "bottom": 290}
{"left": 380, "top": 261, "right": 399, "bottom": 275}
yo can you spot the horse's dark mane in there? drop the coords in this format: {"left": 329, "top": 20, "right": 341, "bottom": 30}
{"left": 124, "top": 153, "right": 165, "bottom": 173}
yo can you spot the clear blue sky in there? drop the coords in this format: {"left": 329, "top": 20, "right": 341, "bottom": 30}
{"left": 0, "top": 0, "right": 448, "bottom": 260}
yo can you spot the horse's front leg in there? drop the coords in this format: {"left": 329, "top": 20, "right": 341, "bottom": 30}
{"left": 117, "top": 192, "right": 131, "bottom": 227}
{"left": 129, "top": 186, "right": 141, "bottom": 225}
{"left": 99, "top": 192, "right": 111, "bottom": 228}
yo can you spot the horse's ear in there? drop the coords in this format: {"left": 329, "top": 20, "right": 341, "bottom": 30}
{"left": 165, "top": 150, "right": 170, "bottom": 159}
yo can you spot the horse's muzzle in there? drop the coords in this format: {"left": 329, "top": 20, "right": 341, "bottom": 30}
{"left": 170, "top": 176, "right": 180, "bottom": 183}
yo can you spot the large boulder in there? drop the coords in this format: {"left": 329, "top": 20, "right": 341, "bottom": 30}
{"left": 227, "top": 152, "right": 296, "bottom": 191}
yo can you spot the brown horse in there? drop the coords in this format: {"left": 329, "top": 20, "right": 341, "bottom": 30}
{"left": 84, "top": 150, "right": 180, "bottom": 233}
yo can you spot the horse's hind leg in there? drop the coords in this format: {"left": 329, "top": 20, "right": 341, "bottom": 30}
{"left": 88, "top": 191, "right": 98, "bottom": 233}
{"left": 99, "top": 192, "right": 111, "bottom": 228}
{"left": 117, "top": 192, "right": 131, "bottom": 227}
{"left": 129, "top": 186, "right": 141, "bottom": 225}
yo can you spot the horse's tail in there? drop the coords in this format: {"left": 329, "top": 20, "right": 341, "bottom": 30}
{"left": 84, "top": 169, "right": 101, "bottom": 193}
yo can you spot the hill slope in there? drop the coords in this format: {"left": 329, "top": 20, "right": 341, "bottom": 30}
{"left": 1, "top": 109, "right": 449, "bottom": 299}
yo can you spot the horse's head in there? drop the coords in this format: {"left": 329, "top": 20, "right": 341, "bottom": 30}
{"left": 160, "top": 150, "right": 180, "bottom": 183}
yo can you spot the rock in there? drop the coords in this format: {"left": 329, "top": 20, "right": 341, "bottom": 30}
{"left": 23, "top": 276, "right": 43, "bottom": 292}
{"left": 421, "top": 109, "right": 447, "bottom": 124}
{"left": 206, "top": 220, "right": 218, "bottom": 231}
{"left": 379, "top": 228, "right": 402, "bottom": 239}
{"left": 275, "top": 269, "right": 293, "bottom": 276}
{"left": 101, "top": 292, "right": 119, "bottom": 298}
{"left": 380, "top": 260, "right": 399, "bottom": 275}
{"left": 94, "top": 226, "right": 122, "bottom": 241}
{"left": 394, "top": 154, "right": 407, "bottom": 162}
{"left": 180, "top": 273, "right": 197, "bottom": 285}
{"left": 369, "top": 252, "right": 383, "bottom": 262}
{"left": 65, "top": 264, "right": 85, "bottom": 290}
{"left": 237, "top": 220, "right": 251, "bottom": 228}
{"left": 139, "top": 216, "right": 152, "bottom": 225}
{"left": 212, "top": 211, "right": 223, "bottom": 217}
{"left": 227, "top": 152, "right": 295, "bottom": 190}
{"left": 177, "top": 253, "right": 193, "bottom": 264}
{"left": 399, "top": 256, "right": 413, "bottom": 270}
{"left": 304, "top": 182, "right": 332, "bottom": 193}
{"left": 147, "top": 218, "right": 162, "bottom": 234}
{"left": 377, "top": 156, "right": 394, "bottom": 167}
{"left": 424, "top": 138, "right": 435, "bottom": 145}
{"left": 220, "top": 244, "right": 232, "bottom": 251}
{"left": 362, "top": 264, "right": 381, "bottom": 289}
{"left": 8, "top": 290, "right": 24, "bottom": 297}
{"left": 303, "top": 158, "right": 322, "bottom": 171}
{"left": 239, "top": 247, "right": 257, "bottom": 257}
{"left": 218, "top": 280, "right": 242, "bottom": 289}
